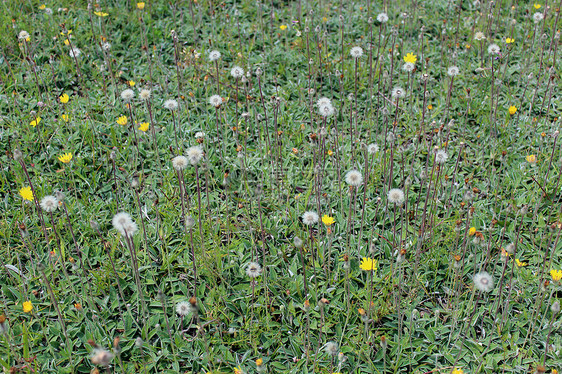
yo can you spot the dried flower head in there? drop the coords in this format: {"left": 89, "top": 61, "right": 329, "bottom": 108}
{"left": 473, "top": 271, "right": 494, "bottom": 292}
{"left": 350, "top": 46, "right": 363, "bottom": 58}
{"left": 91, "top": 349, "right": 114, "bottom": 367}
{"left": 435, "top": 150, "right": 448, "bottom": 164}
{"left": 172, "top": 155, "right": 188, "bottom": 171}
{"left": 325, "top": 342, "right": 339, "bottom": 356}
{"left": 187, "top": 146, "right": 204, "bottom": 165}
{"left": 40, "top": 196, "right": 58, "bottom": 212}
{"left": 164, "top": 99, "right": 178, "bottom": 111}
{"left": 121, "top": 89, "right": 135, "bottom": 101}
{"left": 345, "top": 170, "right": 363, "bottom": 187}
{"left": 391, "top": 86, "right": 406, "bottom": 99}
{"left": 246, "top": 262, "right": 262, "bottom": 278}
{"left": 302, "top": 211, "right": 319, "bottom": 225}
{"left": 487, "top": 43, "right": 500, "bottom": 54}
{"left": 387, "top": 188, "right": 405, "bottom": 205}
{"left": 447, "top": 66, "right": 460, "bottom": 76}
{"left": 209, "top": 50, "right": 221, "bottom": 61}
{"left": 209, "top": 95, "right": 223, "bottom": 107}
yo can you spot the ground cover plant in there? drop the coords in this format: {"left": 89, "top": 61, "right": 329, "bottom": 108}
{"left": 0, "top": 0, "right": 561, "bottom": 372}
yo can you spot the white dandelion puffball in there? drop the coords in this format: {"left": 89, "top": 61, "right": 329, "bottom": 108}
{"left": 112, "top": 212, "right": 133, "bottom": 237}
{"left": 345, "top": 170, "right": 363, "bottom": 187}
{"left": 487, "top": 43, "right": 500, "bottom": 54}
{"left": 195, "top": 131, "right": 206, "bottom": 139}
{"left": 164, "top": 99, "right": 178, "bottom": 111}
{"left": 18, "top": 30, "right": 30, "bottom": 41}
{"left": 435, "top": 150, "right": 448, "bottom": 164}
{"left": 317, "top": 97, "right": 332, "bottom": 107}
{"left": 474, "top": 31, "right": 485, "bottom": 41}
{"left": 391, "top": 86, "right": 406, "bottom": 99}
{"left": 40, "top": 195, "right": 58, "bottom": 212}
{"left": 376, "top": 13, "right": 389, "bottom": 23}
{"left": 533, "top": 12, "right": 544, "bottom": 23}
{"left": 176, "top": 301, "right": 191, "bottom": 316}
{"left": 402, "top": 62, "right": 415, "bottom": 73}
{"left": 318, "top": 103, "right": 335, "bottom": 117}
{"left": 187, "top": 146, "right": 204, "bottom": 165}
{"left": 246, "top": 262, "right": 263, "bottom": 278}
{"left": 367, "top": 143, "right": 379, "bottom": 154}
{"left": 388, "top": 188, "right": 405, "bottom": 205}
{"left": 172, "top": 155, "right": 188, "bottom": 171}
{"left": 123, "top": 221, "right": 138, "bottom": 237}
{"left": 139, "top": 89, "right": 151, "bottom": 100}
{"left": 69, "top": 47, "right": 81, "bottom": 58}
{"left": 350, "top": 46, "right": 364, "bottom": 58}
{"left": 209, "top": 50, "right": 221, "bottom": 61}
{"left": 209, "top": 95, "right": 223, "bottom": 108}
{"left": 473, "top": 271, "right": 494, "bottom": 293}
{"left": 230, "top": 66, "right": 244, "bottom": 79}
{"left": 102, "top": 42, "right": 111, "bottom": 51}
{"left": 447, "top": 66, "right": 460, "bottom": 77}
{"left": 302, "top": 211, "right": 319, "bottom": 225}
{"left": 121, "top": 89, "right": 135, "bottom": 101}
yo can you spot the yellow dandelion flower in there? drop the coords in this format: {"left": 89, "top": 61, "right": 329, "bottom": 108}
{"left": 39, "top": 4, "right": 46, "bottom": 9}
{"left": 526, "top": 154, "right": 537, "bottom": 164}
{"left": 509, "top": 105, "right": 517, "bottom": 115}
{"left": 137, "top": 2, "right": 145, "bottom": 9}
{"left": 451, "top": 368, "right": 464, "bottom": 374}
{"left": 64, "top": 39, "right": 70, "bottom": 46}
{"left": 58, "top": 152, "right": 73, "bottom": 163}
{"left": 322, "top": 215, "right": 335, "bottom": 226}
{"left": 61, "top": 114, "right": 69, "bottom": 122}
{"left": 280, "top": 24, "right": 287, "bottom": 30}
{"left": 506, "top": 37, "right": 515, "bottom": 44}
{"left": 30, "top": 117, "right": 41, "bottom": 127}
{"left": 59, "top": 93, "right": 69, "bottom": 103}
{"left": 23, "top": 301, "right": 33, "bottom": 313}
{"left": 117, "top": 115, "right": 128, "bottom": 125}
{"left": 234, "top": 367, "right": 243, "bottom": 374}
{"left": 138, "top": 122, "right": 149, "bottom": 132}
{"left": 359, "top": 257, "right": 377, "bottom": 271}
{"left": 551, "top": 269, "right": 562, "bottom": 281}
{"left": 128, "top": 80, "right": 135, "bottom": 87}
{"left": 468, "top": 227, "right": 476, "bottom": 236}
{"left": 515, "top": 259, "right": 528, "bottom": 267}
{"left": 534, "top": 3, "right": 541, "bottom": 9}
{"left": 19, "top": 187, "right": 34, "bottom": 202}
{"left": 256, "top": 358, "right": 263, "bottom": 366}
{"left": 94, "top": 11, "right": 109, "bottom": 16}
{"left": 403, "top": 52, "right": 417, "bottom": 64}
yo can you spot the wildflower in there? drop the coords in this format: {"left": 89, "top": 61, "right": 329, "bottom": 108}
{"left": 509, "top": 105, "right": 517, "bottom": 115}
{"left": 176, "top": 301, "right": 191, "bottom": 316}
{"left": 345, "top": 170, "right": 363, "bottom": 187}
{"left": 138, "top": 122, "right": 149, "bottom": 132}
{"left": 256, "top": 358, "right": 266, "bottom": 373}
{"left": 59, "top": 93, "right": 69, "bottom": 103}
{"left": 376, "top": 13, "right": 389, "bottom": 23}
{"left": 367, "top": 143, "right": 379, "bottom": 154}
{"left": 317, "top": 97, "right": 332, "bottom": 107}
{"left": 318, "top": 102, "right": 335, "bottom": 117}
{"left": 350, "top": 46, "right": 364, "bottom": 58}
{"left": 18, "top": 30, "right": 30, "bottom": 41}
{"left": 468, "top": 227, "right": 476, "bottom": 236}
{"left": 208, "top": 50, "right": 221, "bottom": 61}
{"left": 231, "top": 66, "right": 244, "bottom": 79}
{"left": 487, "top": 43, "right": 500, "bottom": 54}
{"left": 40, "top": 196, "right": 58, "bottom": 212}
{"left": 23, "top": 301, "right": 33, "bottom": 313}
{"left": 551, "top": 269, "right": 562, "bottom": 281}
{"left": 294, "top": 236, "right": 304, "bottom": 248}
{"left": 534, "top": 3, "right": 541, "bottom": 8}
{"left": 69, "top": 47, "right": 81, "bottom": 58}
{"left": 506, "top": 37, "right": 515, "bottom": 43}
{"left": 112, "top": 212, "right": 135, "bottom": 237}
{"left": 102, "top": 42, "right": 111, "bottom": 51}
{"left": 164, "top": 99, "right": 178, "bottom": 111}
{"left": 137, "top": 2, "right": 145, "bottom": 9}
{"left": 280, "top": 24, "right": 287, "bottom": 30}
{"left": 19, "top": 187, "right": 34, "bottom": 202}
{"left": 172, "top": 155, "right": 188, "bottom": 171}
{"left": 195, "top": 131, "right": 205, "bottom": 139}
{"left": 473, "top": 271, "right": 494, "bottom": 293}
{"left": 325, "top": 342, "right": 339, "bottom": 356}
{"left": 117, "top": 116, "right": 128, "bottom": 125}
{"left": 526, "top": 154, "right": 537, "bottom": 164}
{"left": 234, "top": 367, "right": 244, "bottom": 374}
{"left": 387, "top": 188, "right": 405, "bottom": 205}
{"left": 533, "top": 12, "right": 544, "bottom": 23}
{"left": 121, "top": 89, "right": 135, "bottom": 101}
{"left": 58, "top": 152, "right": 73, "bottom": 163}
{"left": 139, "top": 89, "right": 151, "bottom": 100}
{"left": 391, "top": 86, "right": 405, "bottom": 99}
{"left": 451, "top": 369, "right": 464, "bottom": 374}
{"left": 360, "top": 257, "right": 377, "bottom": 271}
{"left": 402, "top": 62, "right": 415, "bottom": 72}
{"left": 474, "top": 31, "right": 486, "bottom": 41}
{"left": 246, "top": 262, "right": 262, "bottom": 278}
{"left": 91, "top": 349, "right": 114, "bottom": 367}
{"left": 435, "top": 150, "right": 448, "bottom": 164}
{"left": 39, "top": 4, "right": 46, "bottom": 9}
{"left": 209, "top": 95, "right": 223, "bottom": 107}
{"left": 447, "top": 66, "right": 460, "bottom": 76}
{"left": 515, "top": 259, "right": 527, "bottom": 267}
{"left": 187, "top": 146, "right": 204, "bottom": 165}
{"left": 322, "top": 215, "right": 335, "bottom": 226}
{"left": 61, "top": 114, "right": 69, "bottom": 122}
{"left": 403, "top": 52, "right": 417, "bottom": 64}
{"left": 128, "top": 80, "right": 135, "bottom": 87}
{"left": 94, "top": 11, "right": 109, "bottom": 16}
{"left": 30, "top": 117, "right": 41, "bottom": 127}
{"left": 552, "top": 301, "right": 560, "bottom": 314}
{"left": 302, "top": 211, "right": 319, "bottom": 225}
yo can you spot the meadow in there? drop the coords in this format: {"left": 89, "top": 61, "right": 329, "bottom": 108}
{"left": 0, "top": 0, "right": 561, "bottom": 372}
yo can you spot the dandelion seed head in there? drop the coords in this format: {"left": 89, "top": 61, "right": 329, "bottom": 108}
{"left": 533, "top": 12, "right": 544, "bottom": 23}
{"left": 294, "top": 236, "right": 304, "bottom": 248}
{"left": 435, "top": 150, "right": 448, "bottom": 164}
{"left": 102, "top": 42, "right": 111, "bottom": 51}
{"left": 18, "top": 31, "right": 30, "bottom": 41}
{"left": 302, "top": 211, "right": 319, "bottom": 225}
{"left": 377, "top": 12, "right": 389, "bottom": 23}
{"left": 402, "top": 62, "right": 415, "bottom": 72}
{"left": 319, "top": 103, "right": 335, "bottom": 117}
{"left": 187, "top": 146, "right": 204, "bottom": 165}
{"left": 69, "top": 47, "right": 81, "bottom": 58}
{"left": 112, "top": 212, "right": 133, "bottom": 237}
{"left": 345, "top": 170, "right": 363, "bottom": 187}
{"left": 246, "top": 262, "right": 262, "bottom": 278}
{"left": 40, "top": 195, "right": 58, "bottom": 212}
{"left": 367, "top": 143, "right": 379, "bottom": 154}
{"left": 317, "top": 97, "right": 332, "bottom": 107}
{"left": 325, "top": 342, "right": 339, "bottom": 356}
{"left": 388, "top": 188, "right": 405, "bottom": 205}
{"left": 139, "top": 89, "right": 151, "bottom": 100}
{"left": 121, "top": 89, "right": 135, "bottom": 101}
{"left": 209, "top": 95, "right": 223, "bottom": 108}
{"left": 91, "top": 349, "right": 114, "bottom": 367}
{"left": 391, "top": 86, "right": 405, "bottom": 99}
{"left": 552, "top": 301, "right": 560, "bottom": 314}
{"left": 164, "top": 99, "right": 178, "bottom": 110}
{"left": 473, "top": 271, "right": 494, "bottom": 293}
{"left": 209, "top": 50, "right": 221, "bottom": 61}
{"left": 487, "top": 43, "right": 500, "bottom": 54}
{"left": 176, "top": 301, "right": 191, "bottom": 316}
{"left": 350, "top": 46, "right": 364, "bottom": 58}
{"left": 172, "top": 155, "right": 188, "bottom": 171}
{"left": 231, "top": 66, "right": 244, "bottom": 78}
{"left": 474, "top": 31, "right": 486, "bottom": 41}
{"left": 123, "top": 221, "right": 138, "bottom": 237}
{"left": 447, "top": 66, "right": 460, "bottom": 76}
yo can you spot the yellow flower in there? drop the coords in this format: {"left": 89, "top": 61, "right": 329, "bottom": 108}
{"left": 128, "top": 80, "right": 136, "bottom": 87}
{"left": 327, "top": 150, "right": 333, "bottom": 156}
{"left": 451, "top": 368, "right": 464, "bottom": 374}
{"left": 403, "top": 52, "right": 417, "bottom": 64}
{"left": 29, "top": 117, "right": 41, "bottom": 127}
{"left": 234, "top": 367, "right": 243, "bottom": 374}
{"left": 117, "top": 115, "right": 128, "bottom": 125}
{"left": 59, "top": 93, "right": 69, "bottom": 103}
{"left": 137, "top": 2, "right": 145, "bottom": 9}
{"left": 58, "top": 152, "right": 73, "bottom": 163}
{"left": 256, "top": 358, "right": 263, "bottom": 366}
{"left": 322, "top": 215, "right": 335, "bottom": 226}
{"left": 508, "top": 105, "right": 517, "bottom": 115}
{"left": 526, "top": 154, "right": 537, "bottom": 164}
{"left": 360, "top": 257, "right": 377, "bottom": 271}
{"left": 39, "top": 4, "right": 46, "bottom": 9}
{"left": 94, "top": 11, "right": 109, "bottom": 16}
{"left": 551, "top": 269, "right": 562, "bottom": 281}
{"left": 138, "top": 122, "right": 149, "bottom": 132}
{"left": 64, "top": 39, "right": 70, "bottom": 46}
{"left": 23, "top": 301, "right": 33, "bottom": 313}
{"left": 468, "top": 227, "right": 476, "bottom": 236}
{"left": 19, "top": 187, "right": 34, "bottom": 202}
{"left": 506, "top": 37, "right": 515, "bottom": 44}
{"left": 515, "top": 259, "right": 527, "bottom": 267}
{"left": 534, "top": 3, "right": 541, "bottom": 9}
{"left": 61, "top": 114, "right": 69, "bottom": 122}
{"left": 428, "top": 104, "right": 433, "bottom": 110}
{"left": 280, "top": 24, "right": 287, "bottom": 30}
